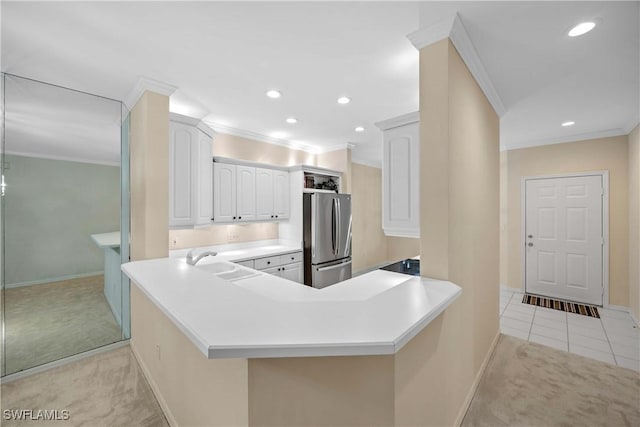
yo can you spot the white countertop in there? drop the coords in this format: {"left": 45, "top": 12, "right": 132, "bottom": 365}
{"left": 91, "top": 231, "right": 120, "bottom": 248}
{"left": 169, "top": 240, "right": 301, "bottom": 264}
{"left": 122, "top": 255, "right": 461, "bottom": 359}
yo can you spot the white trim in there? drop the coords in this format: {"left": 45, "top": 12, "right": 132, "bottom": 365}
{"left": 448, "top": 15, "right": 506, "bottom": 117}
{"left": 383, "top": 228, "right": 420, "bottom": 238}
{"left": 407, "top": 13, "right": 506, "bottom": 117}
{"left": 521, "top": 171, "right": 609, "bottom": 307}
{"left": 407, "top": 14, "right": 457, "bottom": 50}
{"left": 5, "top": 271, "right": 104, "bottom": 289}
{"left": 316, "top": 143, "right": 356, "bottom": 154}
{"left": 4, "top": 150, "right": 120, "bottom": 167}
{"left": 124, "top": 76, "right": 177, "bottom": 111}
{"left": 623, "top": 117, "right": 639, "bottom": 134}
{"left": 288, "top": 164, "right": 344, "bottom": 176}
{"left": 374, "top": 111, "right": 419, "bottom": 131}
{"left": 455, "top": 332, "right": 501, "bottom": 426}
{"left": 130, "top": 343, "right": 178, "bottom": 427}
{"left": 351, "top": 158, "right": 382, "bottom": 168}
{"left": 203, "top": 121, "right": 320, "bottom": 154}
{"left": 502, "top": 127, "right": 630, "bottom": 152}
{"left": 169, "top": 112, "right": 216, "bottom": 138}
{"left": 212, "top": 156, "right": 289, "bottom": 172}
{"left": 0, "top": 340, "right": 129, "bottom": 383}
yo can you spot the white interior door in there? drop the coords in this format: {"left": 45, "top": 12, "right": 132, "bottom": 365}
{"left": 525, "top": 175, "right": 604, "bottom": 305}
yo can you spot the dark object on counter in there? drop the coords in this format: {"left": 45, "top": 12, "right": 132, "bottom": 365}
{"left": 380, "top": 259, "right": 420, "bottom": 276}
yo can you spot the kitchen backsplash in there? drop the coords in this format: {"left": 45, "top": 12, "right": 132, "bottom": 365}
{"left": 170, "top": 223, "right": 279, "bottom": 250}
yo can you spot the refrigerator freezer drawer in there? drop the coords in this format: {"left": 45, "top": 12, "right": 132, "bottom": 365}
{"left": 311, "top": 258, "right": 352, "bottom": 289}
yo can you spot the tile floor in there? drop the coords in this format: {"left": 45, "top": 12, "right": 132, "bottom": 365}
{"left": 500, "top": 288, "right": 640, "bottom": 372}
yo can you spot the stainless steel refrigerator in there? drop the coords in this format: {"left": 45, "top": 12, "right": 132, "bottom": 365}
{"left": 303, "top": 193, "right": 352, "bottom": 288}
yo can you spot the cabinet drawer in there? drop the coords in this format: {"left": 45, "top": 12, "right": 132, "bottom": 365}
{"left": 254, "top": 255, "right": 281, "bottom": 270}
{"left": 280, "top": 251, "right": 302, "bottom": 265}
{"left": 234, "top": 259, "right": 254, "bottom": 269}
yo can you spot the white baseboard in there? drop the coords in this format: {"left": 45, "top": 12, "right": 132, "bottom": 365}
{"left": 455, "top": 331, "right": 501, "bottom": 426}
{"left": 130, "top": 343, "right": 178, "bottom": 427}
{"left": 5, "top": 271, "right": 104, "bottom": 289}
{"left": 1, "top": 340, "right": 128, "bottom": 383}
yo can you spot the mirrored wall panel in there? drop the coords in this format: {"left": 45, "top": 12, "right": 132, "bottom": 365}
{"left": 1, "top": 74, "right": 129, "bottom": 376}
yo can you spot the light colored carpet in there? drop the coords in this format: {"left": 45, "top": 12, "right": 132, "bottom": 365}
{"left": 1, "top": 345, "right": 168, "bottom": 427}
{"left": 4, "top": 276, "right": 123, "bottom": 375}
{"left": 463, "top": 334, "right": 640, "bottom": 427}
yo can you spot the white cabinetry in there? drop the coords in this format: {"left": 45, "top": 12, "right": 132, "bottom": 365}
{"left": 169, "top": 118, "right": 213, "bottom": 228}
{"left": 243, "top": 251, "right": 304, "bottom": 284}
{"left": 376, "top": 112, "right": 420, "bottom": 238}
{"left": 236, "top": 166, "right": 256, "bottom": 221}
{"left": 255, "top": 168, "right": 289, "bottom": 221}
{"left": 212, "top": 159, "right": 290, "bottom": 224}
{"left": 212, "top": 163, "right": 237, "bottom": 223}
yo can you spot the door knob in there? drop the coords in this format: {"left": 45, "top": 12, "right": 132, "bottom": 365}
{"left": 528, "top": 242, "right": 534, "bottom": 247}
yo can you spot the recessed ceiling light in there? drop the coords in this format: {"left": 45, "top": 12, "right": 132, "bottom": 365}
{"left": 286, "top": 117, "right": 297, "bottom": 124}
{"left": 354, "top": 126, "right": 365, "bottom": 132}
{"left": 337, "top": 96, "right": 351, "bottom": 105}
{"left": 568, "top": 22, "right": 596, "bottom": 37}
{"left": 266, "top": 90, "right": 281, "bottom": 99}
{"left": 561, "top": 121, "right": 575, "bottom": 127}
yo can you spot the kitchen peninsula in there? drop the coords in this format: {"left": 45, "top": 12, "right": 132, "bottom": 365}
{"left": 122, "top": 252, "right": 461, "bottom": 426}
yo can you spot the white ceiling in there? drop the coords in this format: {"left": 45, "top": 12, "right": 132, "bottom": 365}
{"left": 2, "top": 1, "right": 638, "bottom": 166}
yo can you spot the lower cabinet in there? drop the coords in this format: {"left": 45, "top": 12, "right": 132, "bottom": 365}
{"left": 235, "top": 251, "right": 304, "bottom": 284}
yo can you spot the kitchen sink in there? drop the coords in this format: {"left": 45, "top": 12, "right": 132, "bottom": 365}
{"left": 197, "top": 263, "right": 236, "bottom": 274}
{"left": 196, "top": 261, "right": 259, "bottom": 282}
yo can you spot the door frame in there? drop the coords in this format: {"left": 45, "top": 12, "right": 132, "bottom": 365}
{"left": 520, "top": 171, "right": 609, "bottom": 307}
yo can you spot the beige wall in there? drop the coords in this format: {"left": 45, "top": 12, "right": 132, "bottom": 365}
{"left": 213, "top": 132, "right": 316, "bottom": 167}
{"left": 407, "top": 39, "right": 499, "bottom": 425}
{"left": 317, "top": 148, "right": 352, "bottom": 193}
{"left": 500, "top": 151, "right": 508, "bottom": 285}
{"left": 629, "top": 125, "right": 639, "bottom": 319}
{"left": 504, "top": 135, "right": 629, "bottom": 306}
{"left": 131, "top": 285, "right": 249, "bottom": 426}
{"left": 130, "top": 91, "right": 169, "bottom": 261}
{"left": 387, "top": 237, "right": 420, "bottom": 263}
{"left": 351, "top": 163, "right": 388, "bottom": 272}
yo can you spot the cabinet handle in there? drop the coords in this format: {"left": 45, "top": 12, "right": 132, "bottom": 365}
{"left": 267, "top": 261, "right": 271, "bottom": 265}
{"left": 239, "top": 216, "right": 242, "bottom": 219}
{"left": 275, "top": 215, "right": 278, "bottom": 218}
{"left": 211, "top": 218, "right": 214, "bottom": 221}
{"left": 271, "top": 215, "right": 274, "bottom": 218}
{"left": 291, "top": 257, "right": 294, "bottom": 260}
{"left": 233, "top": 216, "right": 236, "bottom": 220}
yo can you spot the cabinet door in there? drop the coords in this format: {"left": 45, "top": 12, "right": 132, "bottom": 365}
{"left": 169, "top": 122, "right": 195, "bottom": 227}
{"left": 255, "top": 168, "right": 274, "bottom": 221}
{"left": 236, "top": 166, "right": 256, "bottom": 221}
{"left": 273, "top": 170, "right": 290, "bottom": 220}
{"left": 382, "top": 122, "right": 420, "bottom": 237}
{"left": 261, "top": 266, "right": 282, "bottom": 277}
{"left": 280, "top": 262, "right": 303, "bottom": 284}
{"left": 195, "top": 131, "right": 213, "bottom": 226}
{"left": 213, "top": 163, "right": 236, "bottom": 223}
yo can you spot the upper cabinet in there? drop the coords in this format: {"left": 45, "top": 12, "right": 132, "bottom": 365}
{"left": 212, "top": 160, "right": 289, "bottom": 224}
{"left": 375, "top": 112, "right": 420, "bottom": 238}
{"left": 169, "top": 116, "right": 214, "bottom": 228}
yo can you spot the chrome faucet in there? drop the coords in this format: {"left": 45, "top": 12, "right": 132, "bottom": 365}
{"left": 186, "top": 250, "right": 218, "bottom": 265}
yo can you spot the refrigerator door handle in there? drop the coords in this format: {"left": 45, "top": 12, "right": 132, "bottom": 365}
{"left": 316, "top": 259, "right": 352, "bottom": 272}
{"left": 331, "top": 199, "right": 340, "bottom": 256}
{"left": 336, "top": 198, "right": 341, "bottom": 256}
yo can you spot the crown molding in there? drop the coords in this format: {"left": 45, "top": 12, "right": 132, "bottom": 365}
{"left": 351, "top": 158, "right": 382, "bottom": 169}
{"left": 407, "top": 14, "right": 457, "bottom": 50}
{"left": 375, "top": 111, "right": 419, "bottom": 131}
{"left": 124, "top": 76, "right": 177, "bottom": 111}
{"left": 5, "top": 150, "right": 120, "bottom": 167}
{"left": 449, "top": 15, "right": 506, "bottom": 117}
{"left": 170, "top": 112, "right": 216, "bottom": 138}
{"left": 316, "top": 143, "right": 356, "bottom": 154}
{"left": 623, "top": 116, "right": 639, "bottom": 134}
{"left": 501, "top": 127, "right": 630, "bottom": 152}
{"left": 203, "top": 121, "right": 320, "bottom": 154}
{"left": 407, "top": 13, "right": 506, "bottom": 118}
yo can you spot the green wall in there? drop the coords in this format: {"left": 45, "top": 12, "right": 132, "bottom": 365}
{"left": 4, "top": 155, "right": 120, "bottom": 286}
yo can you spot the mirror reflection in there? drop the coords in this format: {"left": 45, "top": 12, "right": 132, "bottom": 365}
{"left": 2, "top": 74, "right": 127, "bottom": 375}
